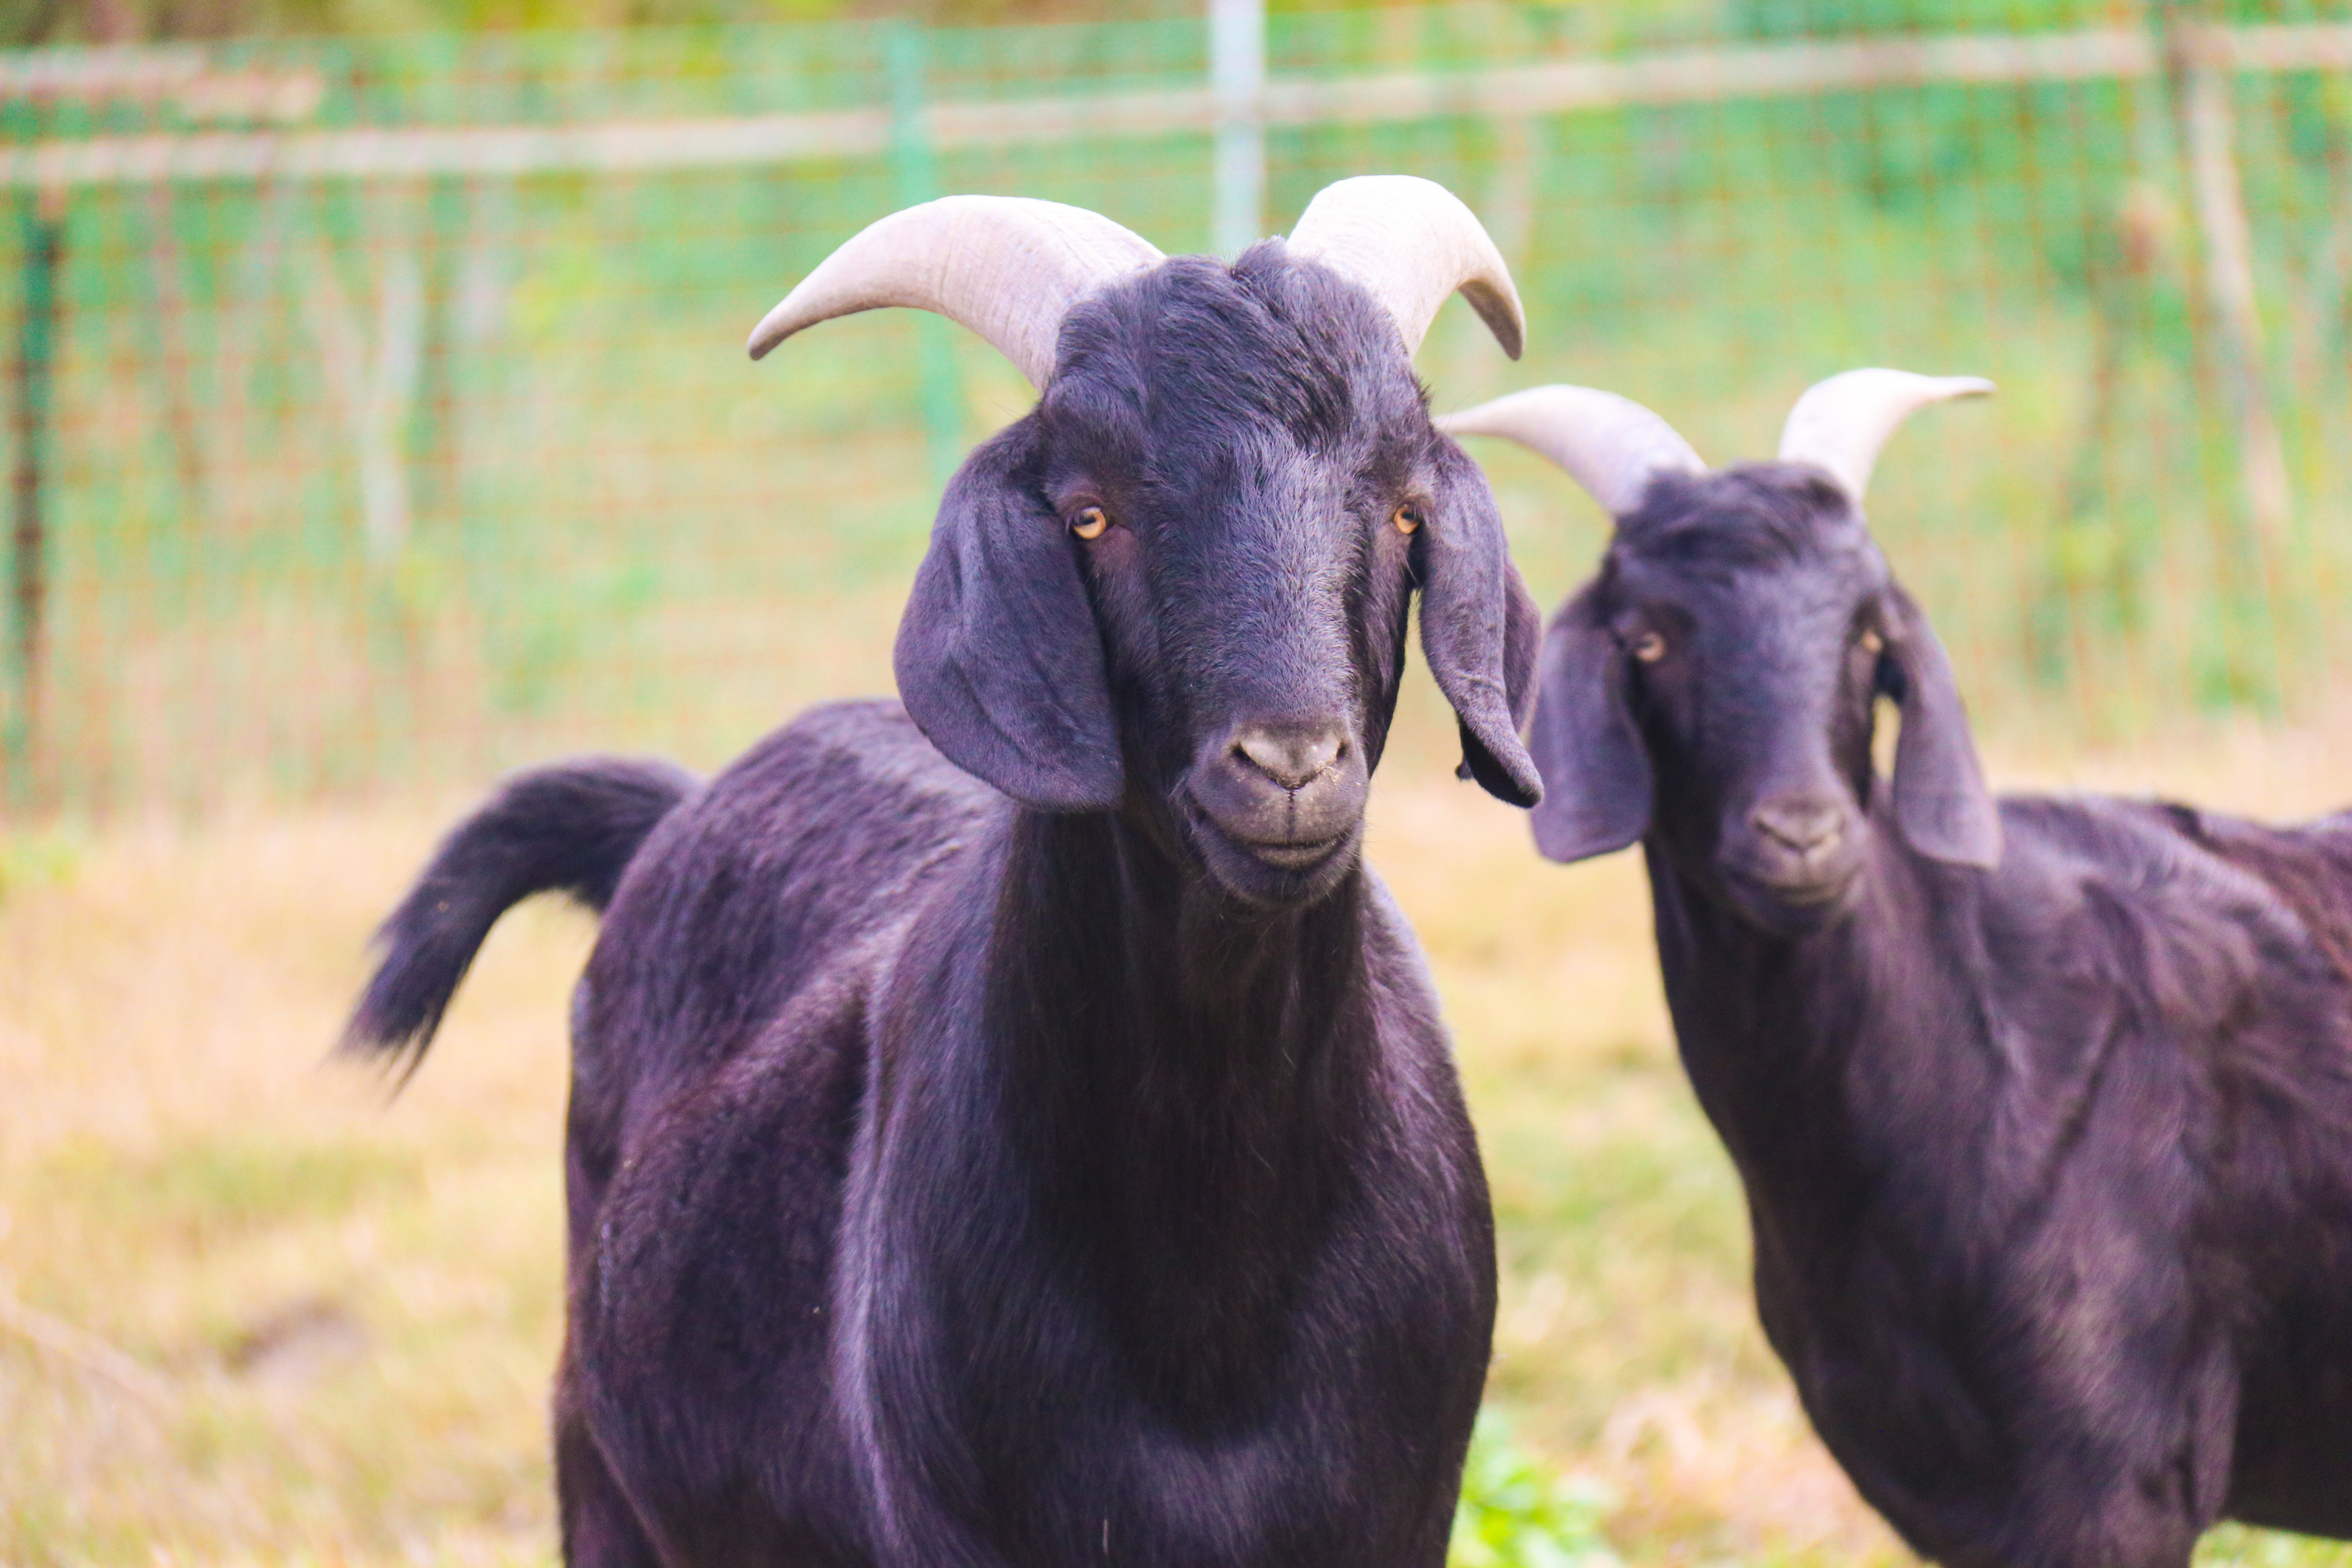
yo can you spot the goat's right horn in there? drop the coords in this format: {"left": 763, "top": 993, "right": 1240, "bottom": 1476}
{"left": 1287, "top": 176, "right": 1525, "bottom": 360}
{"left": 747, "top": 195, "right": 1164, "bottom": 389}
{"left": 1438, "top": 385, "right": 1706, "bottom": 519}
{"left": 1778, "top": 368, "right": 1994, "bottom": 504}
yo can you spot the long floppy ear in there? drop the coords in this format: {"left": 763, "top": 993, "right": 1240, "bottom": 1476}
{"left": 1526, "top": 578, "right": 1652, "bottom": 864}
{"left": 1421, "top": 445, "right": 1543, "bottom": 807}
{"left": 894, "top": 421, "right": 1122, "bottom": 811}
{"left": 1880, "top": 583, "right": 2000, "bottom": 868}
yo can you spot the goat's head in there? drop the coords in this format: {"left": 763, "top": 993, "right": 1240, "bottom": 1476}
{"left": 752, "top": 179, "right": 1542, "bottom": 907}
{"left": 1442, "top": 371, "right": 2001, "bottom": 935}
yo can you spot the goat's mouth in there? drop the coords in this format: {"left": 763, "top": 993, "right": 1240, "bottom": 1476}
{"left": 1236, "top": 831, "right": 1350, "bottom": 871}
{"left": 1718, "top": 857, "right": 1863, "bottom": 934}
{"left": 1755, "top": 870, "right": 1853, "bottom": 907}
{"left": 1176, "top": 791, "right": 1363, "bottom": 902}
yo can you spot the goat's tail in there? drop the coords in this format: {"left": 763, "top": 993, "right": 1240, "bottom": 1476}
{"left": 341, "top": 757, "right": 697, "bottom": 1081}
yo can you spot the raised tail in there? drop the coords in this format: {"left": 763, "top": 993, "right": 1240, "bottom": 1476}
{"left": 342, "top": 757, "right": 697, "bottom": 1078}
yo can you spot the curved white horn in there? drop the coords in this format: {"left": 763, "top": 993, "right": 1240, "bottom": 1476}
{"left": 1438, "top": 385, "right": 1706, "bottom": 519}
{"left": 1777, "top": 368, "right": 1994, "bottom": 503}
{"left": 747, "top": 195, "right": 1164, "bottom": 388}
{"left": 1287, "top": 175, "right": 1525, "bottom": 361}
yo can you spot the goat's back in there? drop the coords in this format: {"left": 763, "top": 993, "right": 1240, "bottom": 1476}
{"left": 1985, "top": 795, "right": 2352, "bottom": 1025}
{"left": 2156, "top": 806, "right": 2352, "bottom": 990}
{"left": 572, "top": 699, "right": 1001, "bottom": 1134}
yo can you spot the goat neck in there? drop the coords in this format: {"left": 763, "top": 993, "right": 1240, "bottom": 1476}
{"left": 992, "top": 804, "right": 1380, "bottom": 1419}
{"left": 1641, "top": 811, "right": 2017, "bottom": 1240}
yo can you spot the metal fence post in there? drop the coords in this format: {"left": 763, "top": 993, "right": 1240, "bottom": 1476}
{"left": 2154, "top": 0, "right": 2292, "bottom": 705}
{"left": 4, "top": 190, "right": 58, "bottom": 807}
{"left": 884, "top": 19, "right": 966, "bottom": 489}
{"left": 414, "top": 174, "right": 468, "bottom": 545}
{"left": 1210, "top": 0, "right": 1265, "bottom": 257}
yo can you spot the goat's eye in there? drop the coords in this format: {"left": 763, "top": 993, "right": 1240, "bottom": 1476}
{"left": 1859, "top": 628, "right": 1885, "bottom": 656}
{"left": 1071, "top": 506, "right": 1110, "bottom": 541}
{"left": 1631, "top": 631, "right": 1667, "bottom": 664}
{"left": 1392, "top": 503, "right": 1423, "bottom": 535}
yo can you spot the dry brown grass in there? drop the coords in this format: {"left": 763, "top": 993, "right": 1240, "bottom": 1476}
{"left": 7, "top": 701, "right": 2352, "bottom": 1566}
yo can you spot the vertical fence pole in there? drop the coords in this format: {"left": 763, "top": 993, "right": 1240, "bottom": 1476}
{"left": 884, "top": 20, "right": 965, "bottom": 488}
{"left": 4, "top": 191, "right": 59, "bottom": 806}
{"left": 2153, "top": 0, "right": 2291, "bottom": 704}
{"left": 414, "top": 174, "right": 466, "bottom": 544}
{"left": 1211, "top": 0, "right": 1265, "bottom": 257}
{"left": 2172, "top": 22, "right": 2292, "bottom": 558}
{"left": 146, "top": 182, "right": 204, "bottom": 518}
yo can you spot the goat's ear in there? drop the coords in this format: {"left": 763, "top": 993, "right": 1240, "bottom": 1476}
{"left": 894, "top": 422, "right": 1123, "bottom": 811}
{"left": 1881, "top": 583, "right": 2000, "bottom": 869}
{"left": 1422, "top": 447, "right": 1543, "bottom": 807}
{"left": 1526, "top": 579, "right": 1652, "bottom": 863}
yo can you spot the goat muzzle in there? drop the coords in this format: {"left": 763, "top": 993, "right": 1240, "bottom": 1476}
{"left": 1720, "top": 791, "right": 1867, "bottom": 930}
{"left": 1184, "top": 717, "right": 1369, "bottom": 895}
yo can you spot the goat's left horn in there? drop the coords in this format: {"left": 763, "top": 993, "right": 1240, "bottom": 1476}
{"left": 1777, "top": 368, "right": 1993, "bottom": 504}
{"left": 1439, "top": 385, "right": 1706, "bottom": 519}
{"left": 1286, "top": 176, "right": 1525, "bottom": 361}
{"left": 747, "top": 195, "right": 1164, "bottom": 388}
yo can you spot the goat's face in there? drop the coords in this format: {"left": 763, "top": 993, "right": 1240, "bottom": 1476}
{"left": 896, "top": 250, "right": 1539, "bottom": 908}
{"left": 1597, "top": 468, "right": 1886, "bottom": 933}
{"left": 1059, "top": 253, "right": 1473, "bottom": 904}
{"left": 1442, "top": 371, "right": 2002, "bottom": 930}
{"left": 1524, "top": 466, "right": 1998, "bottom": 937}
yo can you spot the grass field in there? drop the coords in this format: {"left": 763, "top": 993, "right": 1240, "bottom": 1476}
{"left": 9, "top": 691, "right": 2352, "bottom": 1566}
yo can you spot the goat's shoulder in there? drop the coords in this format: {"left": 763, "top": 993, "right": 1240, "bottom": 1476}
{"left": 644, "top": 699, "right": 998, "bottom": 890}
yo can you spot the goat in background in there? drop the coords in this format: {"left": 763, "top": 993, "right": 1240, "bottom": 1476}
{"left": 1447, "top": 370, "right": 2352, "bottom": 1568}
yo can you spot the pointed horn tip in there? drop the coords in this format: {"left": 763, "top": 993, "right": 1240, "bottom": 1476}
{"left": 746, "top": 303, "right": 799, "bottom": 362}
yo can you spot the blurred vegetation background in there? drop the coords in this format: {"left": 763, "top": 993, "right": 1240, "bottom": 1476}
{"left": 0, "top": 0, "right": 2347, "bottom": 811}
{"left": 3, "top": 0, "right": 2351, "bottom": 1562}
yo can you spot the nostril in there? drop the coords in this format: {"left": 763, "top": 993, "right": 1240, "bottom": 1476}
{"left": 1751, "top": 799, "right": 1847, "bottom": 855}
{"left": 1233, "top": 725, "right": 1348, "bottom": 792}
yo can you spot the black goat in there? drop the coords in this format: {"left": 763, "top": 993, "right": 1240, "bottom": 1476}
{"left": 1446, "top": 372, "right": 2352, "bottom": 1568}
{"left": 346, "top": 178, "right": 1545, "bottom": 1568}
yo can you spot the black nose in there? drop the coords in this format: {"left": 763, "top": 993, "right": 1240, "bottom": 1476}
{"left": 1230, "top": 722, "right": 1348, "bottom": 792}
{"left": 1751, "top": 796, "right": 1847, "bottom": 857}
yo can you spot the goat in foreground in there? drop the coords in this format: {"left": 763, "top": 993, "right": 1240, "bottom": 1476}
{"left": 1446, "top": 371, "right": 2352, "bottom": 1568}
{"left": 346, "top": 178, "right": 1545, "bottom": 1568}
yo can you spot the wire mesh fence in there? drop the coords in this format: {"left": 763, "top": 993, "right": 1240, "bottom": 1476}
{"left": 2, "top": 0, "right": 2347, "bottom": 814}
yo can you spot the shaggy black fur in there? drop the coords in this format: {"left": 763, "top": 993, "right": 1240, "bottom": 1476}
{"left": 343, "top": 240, "right": 1543, "bottom": 1567}
{"left": 1528, "top": 462, "right": 2352, "bottom": 1568}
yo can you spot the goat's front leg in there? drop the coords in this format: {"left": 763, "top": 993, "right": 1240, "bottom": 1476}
{"left": 554, "top": 1348, "right": 665, "bottom": 1568}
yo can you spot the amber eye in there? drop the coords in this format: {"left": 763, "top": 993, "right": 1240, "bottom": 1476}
{"left": 1630, "top": 631, "right": 1667, "bottom": 664}
{"left": 1071, "top": 506, "right": 1109, "bottom": 541}
{"left": 1392, "top": 503, "right": 1423, "bottom": 535}
{"left": 1859, "top": 628, "right": 1885, "bottom": 656}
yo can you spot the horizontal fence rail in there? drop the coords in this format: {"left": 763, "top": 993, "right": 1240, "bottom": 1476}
{"left": 4, "top": 22, "right": 2350, "bottom": 188}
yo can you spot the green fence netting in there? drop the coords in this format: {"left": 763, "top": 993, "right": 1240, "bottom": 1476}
{"left": 1, "top": 0, "right": 2347, "bottom": 812}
